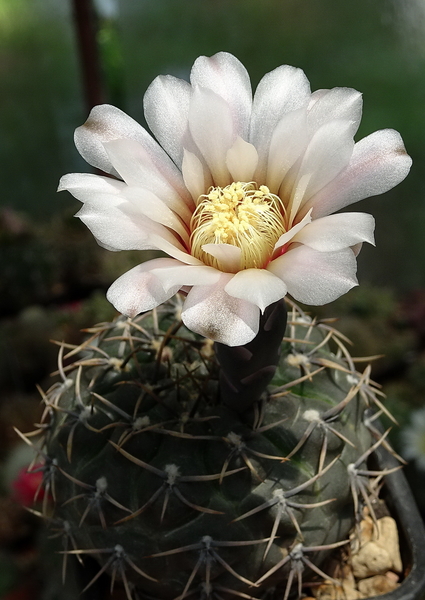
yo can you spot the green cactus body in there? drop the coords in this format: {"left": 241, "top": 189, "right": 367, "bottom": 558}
{"left": 39, "top": 298, "right": 382, "bottom": 599}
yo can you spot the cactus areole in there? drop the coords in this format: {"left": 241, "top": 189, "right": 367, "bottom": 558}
{"left": 40, "top": 53, "right": 413, "bottom": 598}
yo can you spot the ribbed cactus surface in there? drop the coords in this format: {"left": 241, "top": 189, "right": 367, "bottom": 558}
{"left": 33, "top": 298, "right": 392, "bottom": 600}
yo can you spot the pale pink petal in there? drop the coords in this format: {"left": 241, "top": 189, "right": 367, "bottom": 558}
{"left": 150, "top": 263, "right": 221, "bottom": 293}
{"left": 250, "top": 65, "right": 311, "bottom": 180}
{"left": 74, "top": 197, "right": 157, "bottom": 251}
{"left": 190, "top": 52, "right": 252, "bottom": 140}
{"left": 73, "top": 189, "right": 195, "bottom": 260}
{"left": 58, "top": 172, "right": 126, "bottom": 197}
{"left": 103, "top": 138, "right": 193, "bottom": 219}
{"left": 147, "top": 229, "right": 202, "bottom": 266}
{"left": 266, "top": 108, "right": 309, "bottom": 193}
{"left": 74, "top": 104, "right": 147, "bottom": 175}
{"left": 274, "top": 210, "right": 312, "bottom": 250}
{"left": 202, "top": 243, "right": 242, "bottom": 273}
{"left": 286, "top": 120, "right": 355, "bottom": 222}
{"left": 224, "top": 269, "right": 287, "bottom": 312}
{"left": 106, "top": 258, "right": 181, "bottom": 317}
{"left": 307, "top": 89, "right": 329, "bottom": 109}
{"left": 143, "top": 75, "right": 192, "bottom": 168}
{"left": 300, "top": 129, "right": 412, "bottom": 219}
{"left": 182, "top": 149, "right": 212, "bottom": 204}
{"left": 293, "top": 213, "right": 375, "bottom": 251}
{"left": 121, "top": 187, "right": 189, "bottom": 244}
{"left": 93, "top": 239, "right": 121, "bottom": 252}
{"left": 268, "top": 246, "right": 358, "bottom": 305}
{"left": 60, "top": 174, "right": 154, "bottom": 250}
{"left": 226, "top": 137, "right": 259, "bottom": 182}
{"left": 307, "top": 88, "right": 363, "bottom": 136}
{"left": 181, "top": 274, "right": 260, "bottom": 346}
{"left": 62, "top": 166, "right": 196, "bottom": 262}
{"left": 188, "top": 86, "right": 235, "bottom": 186}
{"left": 74, "top": 105, "right": 190, "bottom": 204}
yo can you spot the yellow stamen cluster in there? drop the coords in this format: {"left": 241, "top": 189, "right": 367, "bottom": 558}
{"left": 190, "top": 182, "right": 286, "bottom": 271}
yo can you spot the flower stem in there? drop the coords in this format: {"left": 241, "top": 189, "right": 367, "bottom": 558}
{"left": 214, "top": 300, "right": 288, "bottom": 412}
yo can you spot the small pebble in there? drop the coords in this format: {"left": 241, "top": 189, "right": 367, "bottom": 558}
{"left": 312, "top": 514, "right": 402, "bottom": 599}
{"left": 358, "top": 573, "right": 399, "bottom": 596}
{"left": 351, "top": 516, "right": 402, "bottom": 578}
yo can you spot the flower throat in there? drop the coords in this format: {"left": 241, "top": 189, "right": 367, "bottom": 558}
{"left": 190, "top": 182, "right": 286, "bottom": 271}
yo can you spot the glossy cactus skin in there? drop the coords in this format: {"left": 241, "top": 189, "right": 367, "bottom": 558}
{"left": 36, "top": 298, "right": 386, "bottom": 600}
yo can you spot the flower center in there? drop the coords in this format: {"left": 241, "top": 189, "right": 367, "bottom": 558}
{"left": 190, "top": 181, "right": 286, "bottom": 270}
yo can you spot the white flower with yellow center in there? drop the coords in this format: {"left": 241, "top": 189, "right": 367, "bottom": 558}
{"left": 60, "top": 52, "right": 411, "bottom": 346}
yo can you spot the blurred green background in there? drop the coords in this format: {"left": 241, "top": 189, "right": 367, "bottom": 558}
{"left": 1, "top": 1, "right": 425, "bottom": 596}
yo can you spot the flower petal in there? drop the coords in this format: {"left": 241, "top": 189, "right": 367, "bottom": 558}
{"left": 274, "top": 210, "right": 312, "bottom": 250}
{"left": 300, "top": 129, "right": 412, "bottom": 219}
{"left": 103, "top": 138, "right": 193, "bottom": 220}
{"left": 121, "top": 186, "right": 189, "bottom": 244}
{"left": 188, "top": 86, "right": 235, "bottom": 186}
{"left": 293, "top": 212, "right": 375, "bottom": 251}
{"left": 67, "top": 177, "right": 196, "bottom": 261}
{"left": 74, "top": 197, "right": 157, "bottom": 251}
{"left": 58, "top": 172, "right": 126, "bottom": 197}
{"left": 106, "top": 258, "right": 181, "bottom": 317}
{"left": 202, "top": 243, "right": 242, "bottom": 273}
{"left": 190, "top": 52, "right": 252, "bottom": 140}
{"left": 74, "top": 104, "right": 190, "bottom": 205}
{"left": 181, "top": 274, "right": 260, "bottom": 346}
{"left": 74, "top": 104, "right": 146, "bottom": 175}
{"left": 224, "top": 269, "right": 287, "bottom": 312}
{"left": 287, "top": 120, "right": 355, "bottom": 220}
{"left": 250, "top": 65, "right": 311, "bottom": 180}
{"left": 147, "top": 229, "right": 202, "bottom": 266}
{"left": 226, "top": 137, "right": 259, "bottom": 182}
{"left": 266, "top": 107, "right": 309, "bottom": 193}
{"left": 150, "top": 262, "right": 221, "bottom": 293}
{"left": 182, "top": 149, "right": 212, "bottom": 204}
{"left": 268, "top": 246, "right": 358, "bottom": 305}
{"left": 61, "top": 173, "right": 155, "bottom": 251}
{"left": 307, "top": 88, "right": 363, "bottom": 136}
{"left": 143, "top": 74, "right": 192, "bottom": 167}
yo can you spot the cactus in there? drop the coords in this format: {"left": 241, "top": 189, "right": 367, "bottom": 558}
{"left": 25, "top": 295, "right": 400, "bottom": 600}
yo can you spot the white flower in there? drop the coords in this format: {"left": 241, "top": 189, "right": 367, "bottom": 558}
{"left": 401, "top": 407, "right": 425, "bottom": 471}
{"left": 59, "top": 52, "right": 411, "bottom": 346}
